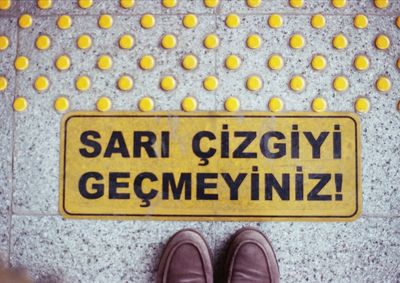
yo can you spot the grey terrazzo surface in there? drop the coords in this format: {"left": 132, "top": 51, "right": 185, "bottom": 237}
{"left": 1, "top": 0, "right": 400, "bottom": 282}
{"left": 0, "top": 16, "right": 16, "bottom": 264}
{"left": 9, "top": 216, "right": 400, "bottom": 282}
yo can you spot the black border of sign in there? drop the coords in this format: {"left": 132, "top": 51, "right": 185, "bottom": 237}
{"left": 62, "top": 114, "right": 359, "bottom": 218}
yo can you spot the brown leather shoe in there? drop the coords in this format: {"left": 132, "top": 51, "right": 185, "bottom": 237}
{"left": 157, "top": 229, "right": 213, "bottom": 283}
{"left": 225, "top": 227, "right": 280, "bottom": 283}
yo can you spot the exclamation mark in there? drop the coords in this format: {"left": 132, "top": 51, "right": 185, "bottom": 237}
{"left": 335, "top": 174, "right": 343, "bottom": 201}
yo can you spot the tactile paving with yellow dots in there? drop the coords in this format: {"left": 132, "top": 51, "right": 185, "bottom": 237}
{"left": 0, "top": 0, "right": 399, "bottom": 282}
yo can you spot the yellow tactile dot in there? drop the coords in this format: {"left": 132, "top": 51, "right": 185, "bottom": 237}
{"left": 118, "top": 75, "right": 134, "bottom": 91}
{"left": 354, "top": 14, "right": 368, "bottom": 29}
{"left": 225, "top": 97, "right": 240, "bottom": 112}
{"left": 119, "top": 34, "right": 134, "bottom": 49}
{"left": 289, "top": 76, "right": 305, "bottom": 92}
{"left": 311, "top": 14, "right": 325, "bottom": 29}
{"left": 332, "top": 0, "right": 346, "bottom": 8}
{"left": 138, "top": 97, "right": 154, "bottom": 112}
{"left": 0, "top": 76, "right": 7, "bottom": 91}
{"left": 268, "top": 54, "right": 284, "bottom": 70}
{"left": 120, "top": 0, "right": 135, "bottom": 8}
{"left": 376, "top": 76, "right": 391, "bottom": 92}
{"left": 139, "top": 55, "right": 155, "bottom": 70}
{"left": 57, "top": 15, "right": 72, "bottom": 30}
{"left": 162, "top": 0, "right": 177, "bottom": 8}
{"left": 37, "top": 0, "right": 52, "bottom": 9}
{"left": 311, "top": 55, "right": 327, "bottom": 71}
{"left": 225, "top": 55, "right": 241, "bottom": 70}
{"left": 246, "top": 75, "right": 262, "bottom": 91}
{"left": 354, "top": 97, "right": 370, "bottom": 113}
{"left": 333, "top": 76, "right": 349, "bottom": 92}
{"left": 268, "top": 97, "right": 283, "bottom": 112}
{"left": 78, "top": 0, "right": 93, "bottom": 9}
{"left": 396, "top": 16, "right": 400, "bottom": 29}
{"left": 19, "top": 14, "right": 32, "bottom": 29}
{"left": 353, "top": 55, "right": 369, "bottom": 71}
{"left": 141, "top": 14, "right": 155, "bottom": 29}
{"left": 34, "top": 76, "right": 49, "bottom": 92}
{"left": 96, "top": 97, "right": 112, "bottom": 112}
{"left": 289, "top": 0, "right": 303, "bottom": 8}
{"left": 289, "top": 34, "right": 305, "bottom": 49}
{"left": 54, "top": 97, "right": 69, "bottom": 112}
{"left": 375, "top": 34, "right": 390, "bottom": 50}
{"left": 77, "top": 34, "right": 92, "bottom": 49}
{"left": 98, "top": 14, "right": 113, "bottom": 29}
{"left": 374, "top": 0, "right": 388, "bottom": 9}
{"left": 246, "top": 0, "right": 261, "bottom": 8}
{"left": 75, "top": 76, "right": 91, "bottom": 91}
{"left": 13, "top": 97, "right": 28, "bottom": 112}
{"left": 225, "top": 13, "right": 240, "bottom": 28}
{"left": 97, "top": 55, "right": 112, "bottom": 70}
{"left": 160, "top": 76, "right": 176, "bottom": 91}
{"left": 181, "top": 97, "right": 197, "bottom": 112}
{"left": 183, "top": 14, "right": 198, "bottom": 29}
{"left": 204, "top": 34, "right": 219, "bottom": 49}
{"left": 182, "top": 54, "right": 198, "bottom": 70}
{"left": 332, "top": 33, "right": 348, "bottom": 49}
{"left": 203, "top": 76, "right": 218, "bottom": 91}
{"left": 204, "top": 0, "right": 219, "bottom": 8}
{"left": 311, "top": 97, "right": 327, "bottom": 112}
{"left": 268, "top": 14, "right": 283, "bottom": 28}
{"left": 397, "top": 58, "right": 400, "bottom": 69}
{"left": 35, "top": 35, "right": 51, "bottom": 50}
{"left": 56, "top": 55, "right": 71, "bottom": 71}
{"left": 15, "top": 56, "right": 29, "bottom": 71}
{"left": 0, "top": 0, "right": 11, "bottom": 10}
{"left": 0, "top": 36, "right": 9, "bottom": 51}
{"left": 246, "top": 34, "right": 262, "bottom": 49}
{"left": 161, "top": 34, "right": 177, "bottom": 49}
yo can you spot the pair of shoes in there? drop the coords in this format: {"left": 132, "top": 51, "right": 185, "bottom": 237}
{"left": 156, "top": 227, "right": 280, "bottom": 283}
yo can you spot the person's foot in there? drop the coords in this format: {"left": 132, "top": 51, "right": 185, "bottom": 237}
{"left": 225, "top": 227, "right": 280, "bottom": 283}
{"left": 157, "top": 229, "right": 213, "bottom": 283}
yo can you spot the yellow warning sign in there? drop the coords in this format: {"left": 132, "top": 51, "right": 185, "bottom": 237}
{"left": 60, "top": 112, "right": 361, "bottom": 221}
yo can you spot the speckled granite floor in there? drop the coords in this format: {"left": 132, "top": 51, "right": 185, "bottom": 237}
{"left": 0, "top": 0, "right": 399, "bottom": 282}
